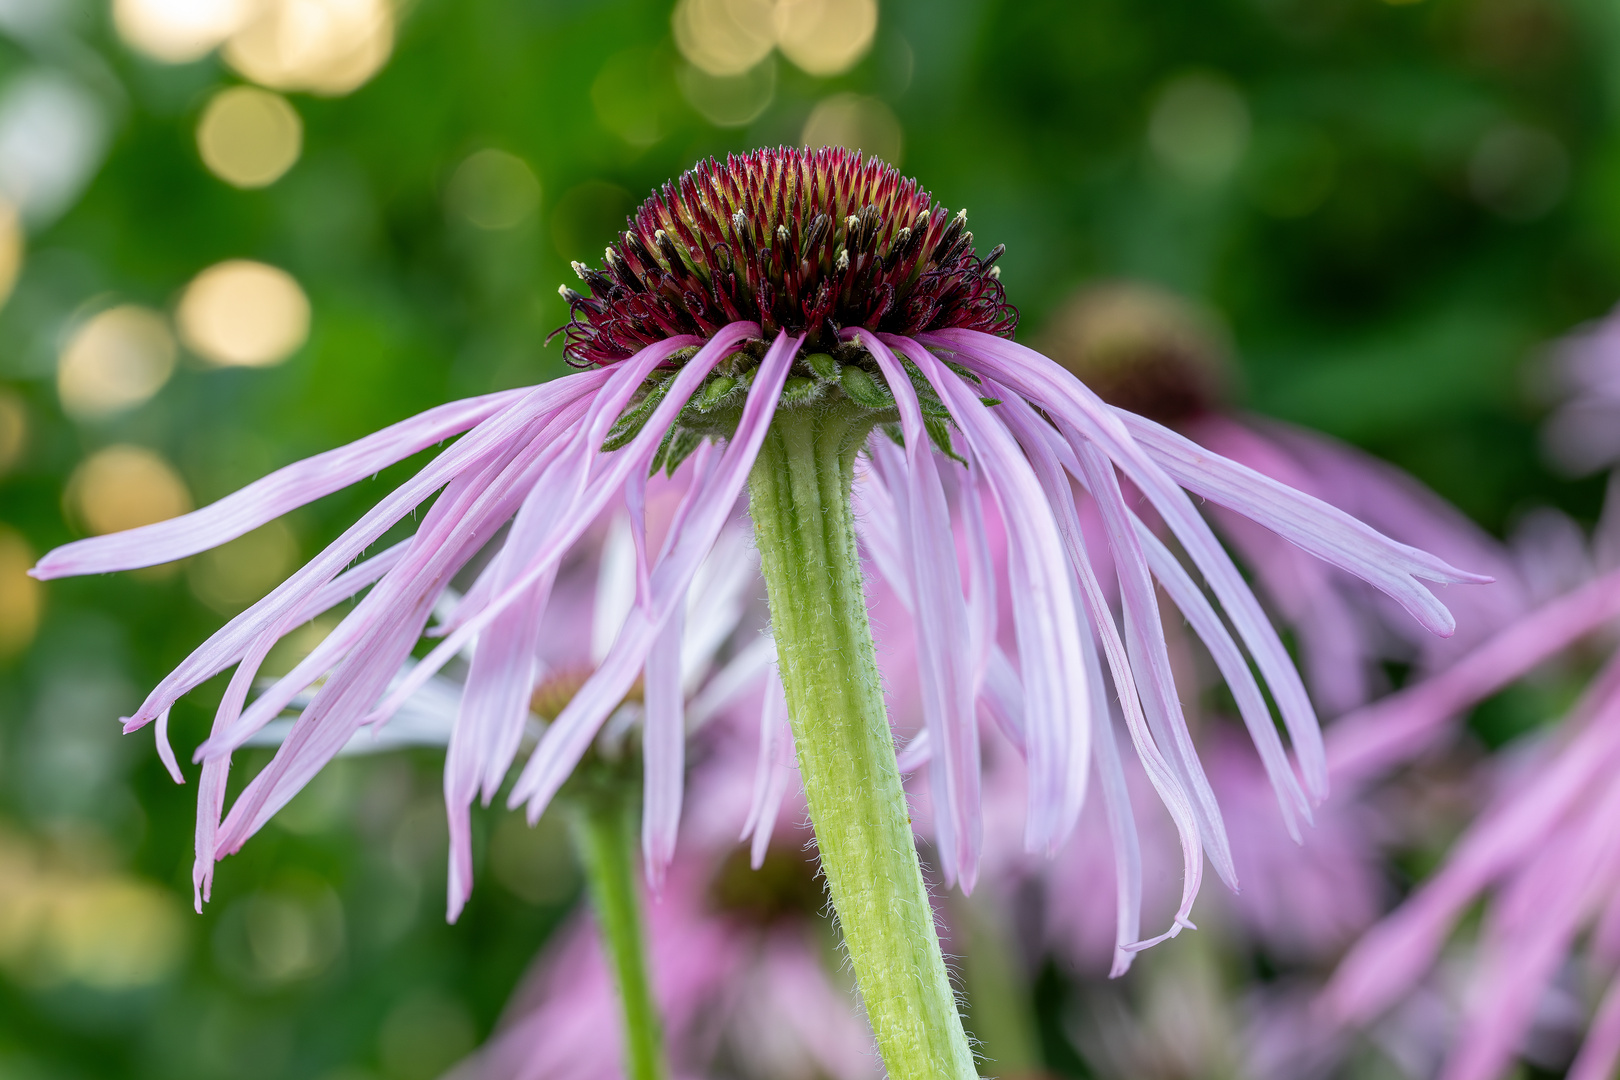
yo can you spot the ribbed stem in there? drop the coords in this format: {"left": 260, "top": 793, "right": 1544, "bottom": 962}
{"left": 748, "top": 402, "right": 977, "bottom": 1080}
{"left": 570, "top": 793, "right": 667, "bottom": 1080}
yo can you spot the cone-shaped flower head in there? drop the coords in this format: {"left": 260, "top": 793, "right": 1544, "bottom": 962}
{"left": 32, "top": 147, "right": 1488, "bottom": 967}
{"left": 559, "top": 148, "right": 1013, "bottom": 366}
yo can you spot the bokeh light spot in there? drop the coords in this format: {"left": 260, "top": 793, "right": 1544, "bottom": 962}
{"left": 1148, "top": 72, "right": 1251, "bottom": 186}
{"left": 66, "top": 444, "right": 193, "bottom": 536}
{"left": 678, "top": 57, "right": 777, "bottom": 128}
{"left": 672, "top": 0, "right": 776, "bottom": 77}
{"left": 672, "top": 0, "right": 875, "bottom": 78}
{"left": 801, "top": 93, "right": 903, "bottom": 165}
{"left": 57, "top": 305, "right": 177, "bottom": 421}
{"left": 188, "top": 518, "right": 298, "bottom": 614}
{"left": 224, "top": 0, "right": 395, "bottom": 97}
{"left": 112, "top": 0, "right": 256, "bottom": 64}
{"left": 0, "top": 526, "right": 41, "bottom": 659}
{"left": 214, "top": 885, "right": 344, "bottom": 987}
{"left": 178, "top": 259, "right": 311, "bottom": 368}
{"left": 775, "top": 0, "right": 877, "bottom": 77}
{"left": 197, "top": 86, "right": 303, "bottom": 189}
{"left": 0, "top": 197, "right": 21, "bottom": 309}
{"left": 0, "top": 827, "right": 186, "bottom": 989}
{"left": 445, "top": 149, "right": 541, "bottom": 231}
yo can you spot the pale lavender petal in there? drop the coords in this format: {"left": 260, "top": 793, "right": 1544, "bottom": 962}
{"left": 740, "top": 663, "right": 782, "bottom": 843}
{"left": 506, "top": 331, "right": 794, "bottom": 825}
{"left": 1090, "top": 691, "right": 1143, "bottom": 978}
{"left": 876, "top": 332, "right": 1094, "bottom": 859}
{"left": 1119, "top": 411, "right": 1490, "bottom": 608}
{"left": 136, "top": 369, "right": 613, "bottom": 735}
{"left": 153, "top": 708, "right": 181, "bottom": 784}
{"left": 642, "top": 600, "right": 686, "bottom": 890}
{"left": 443, "top": 566, "right": 556, "bottom": 922}
{"left": 960, "top": 456, "right": 998, "bottom": 695}
{"left": 192, "top": 629, "right": 279, "bottom": 908}
{"left": 592, "top": 513, "right": 639, "bottom": 665}
{"left": 931, "top": 329, "right": 1334, "bottom": 803}
{"left": 370, "top": 323, "right": 761, "bottom": 725}
{"left": 987, "top": 389, "right": 1205, "bottom": 942}
{"left": 1134, "top": 523, "right": 1311, "bottom": 837}
{"left": 1077, "top": 436, "right": 1238, "bottom": 887}
{"left": 196, "top": 414, "right": 569, "bottom": 761}
{"left": 864, "top": 333, "right": 982, "bottom": 890}
{"left": 31, "top": 388, "right": 534, "bottom": 579}
{"left": 215, "top": 588, "right": 440, "bottom": 855}
{"left": 687, "top": 634, "right": 776, "bottom": 731}
{"left": 980, "top": 645, "right": 1027, "bottom": 754}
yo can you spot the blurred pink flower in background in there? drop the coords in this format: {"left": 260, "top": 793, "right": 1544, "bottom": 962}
{"left": 1320, "top": 310, "right": 1620, "bottom": 1080}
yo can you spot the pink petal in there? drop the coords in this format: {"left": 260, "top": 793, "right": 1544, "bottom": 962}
{"left": 863, "top": 333, "right": 982, "bottom": 890}
{"left": 32, "top": 388, "right": 533, "bottom": 579}
{"left": 506, "top": 330, "right": 794, "bottom": 826}
{"left": 641, "top": 600, "right": 686, "bottom": 890}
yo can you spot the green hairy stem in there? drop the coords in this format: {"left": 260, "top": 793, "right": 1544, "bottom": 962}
{"left": 570, "top": 793, "right": 668, "bottom": 1080}
{"left": 748, "top": 400, "right": 978, "bottom": 1080}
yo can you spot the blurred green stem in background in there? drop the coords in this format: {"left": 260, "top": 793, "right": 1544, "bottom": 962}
{"left": 954, "top": 890, "right": 1043, "bottom": 1077}
{"left": 748, "top": 402, "right": 978, "bottom": 1080}
{"left": 569, "top": 791, "right": 668, "bottom": 1080}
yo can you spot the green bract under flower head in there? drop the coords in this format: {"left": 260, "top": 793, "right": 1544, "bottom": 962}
{"left": 558, "top": 146, "right": 1017, "bottom": 367}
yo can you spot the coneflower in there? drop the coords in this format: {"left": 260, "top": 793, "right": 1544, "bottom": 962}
{"left": 33, "top": 147, "right": 1486, "bottom": 1080}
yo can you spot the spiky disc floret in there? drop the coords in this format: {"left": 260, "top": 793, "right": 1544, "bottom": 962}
{"left": 558, "top": 146, "right": 1017, "bottom": 366}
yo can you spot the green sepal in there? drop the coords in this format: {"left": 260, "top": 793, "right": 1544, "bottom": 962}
{"left": 880, "top": 421, "right": 904, "bottom": 447}
{"left": 842, "top": 366, "right": 895, "bottom": 409}
{"left": 805, "top": 352, "right": 840, "bottom": 381}
{"left": 663, "top": 428, "right": 704, "bottom": 475}
{"left": 647, "top": 425, "right": 675, "bottom": 476}
{"left": 780, "top": 375, "right": 821, "bottom": 406}
{"left": 926, "top": 416, "right": 965, "bottom": 463}
{"left": 693, "top": 374, "right": 738, "bottom": 412}
{"left": 979, "top": 397, "right": 1002, "bottom": 408}
{"left": 603, "top": 378, "right": 675, "bottom": 452}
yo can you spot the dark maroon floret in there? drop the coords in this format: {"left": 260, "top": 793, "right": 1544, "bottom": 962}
{"left": 557, "top": 146, "right": 1018, "bottom": 367}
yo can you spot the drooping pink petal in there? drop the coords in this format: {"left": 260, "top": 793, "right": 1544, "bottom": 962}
{"left": 863, "top": 333, "right": 982, "bottom": 889}
{"left": 30, "top": 388, "right": 535, "bottom": 579}
{"left": 877, "top": 332, "right": 1095, "bottom": 860}
{"left": 742, "top": 665, "right": 796, "bottom": 870}
{"left": 1133, "top": 524, "right": 1311, "bottom": 837}
{"left": 370, "top": 323, "right": 761, "bottom": 724}
{"left": 931, "top": 329, "right": 1337, "bottom": 802}
{"left": 642, "top": 600, "right": 687, "bottom": 890}
{"left": 1076, "top": 435, "right": 1238, "bottom": 887}
{"left": 134, "top": 370, "right": 615, "bottom": 736}
{"left": 1118, "top": 410, "right": 1491, "bottom": 614}
{"left": 506, "top": 331, "right": 794, "bottom": 826}
{"left": 988, "top": 389, "right": 1204, "bottom": 946}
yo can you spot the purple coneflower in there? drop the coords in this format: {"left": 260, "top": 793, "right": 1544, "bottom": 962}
{"left": 33, "top": 147, "right": 1485, "bottom": 1079}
